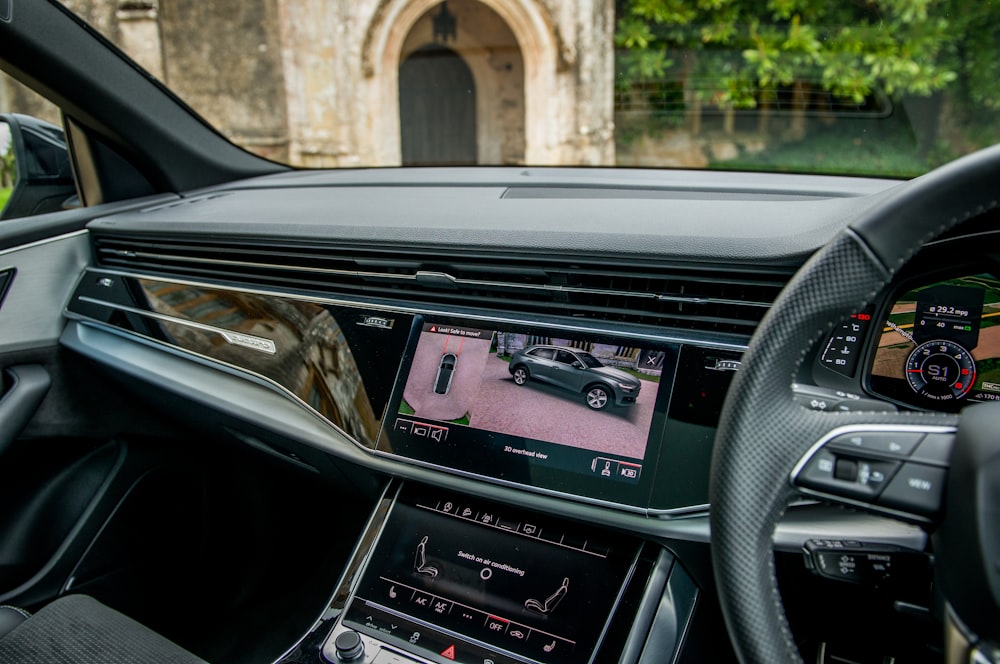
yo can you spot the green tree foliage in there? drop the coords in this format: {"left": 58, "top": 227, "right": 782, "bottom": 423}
{"left": 615, "top": 0, "right": 999, "bottom": 115}
{"left": 944, "top": 0, "right": 1000, "bottom": 111}
{"left": 0, "top": 143, "right": 15, "bottom": 190}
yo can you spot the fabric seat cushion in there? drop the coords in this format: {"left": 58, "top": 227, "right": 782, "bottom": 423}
{"left": 0, "top": 594, "right": 207, "bottom": 663}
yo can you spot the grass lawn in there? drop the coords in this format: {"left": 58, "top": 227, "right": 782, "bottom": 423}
{"left": 710, "top": 119, "right": 935, "bottom": 178}
{"left": 0, "top": 187, "right": 10, "bottom": 211}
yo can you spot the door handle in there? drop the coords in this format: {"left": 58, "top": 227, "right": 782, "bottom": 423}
{"left": 0, "top": 364, "right": 51, "bottom": 457}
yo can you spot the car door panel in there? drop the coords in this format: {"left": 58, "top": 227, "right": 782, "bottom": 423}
{"left": 0, "top": 364, "right": 50, "bottom": 456}
{"left": 0, "top": 200, "right": 204, "bottom": 612}
{"left": 554, "top": 350, "right": 586, "bottom": 392}
{"left": 0, "top": 231, "right": 90, "bottom": 354}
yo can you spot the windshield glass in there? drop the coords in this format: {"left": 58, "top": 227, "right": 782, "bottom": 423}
{"left": 6, "top": 0, "right": 999, "bottom": 177}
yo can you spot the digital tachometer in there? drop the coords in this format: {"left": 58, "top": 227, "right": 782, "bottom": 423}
{"left": 869, "top": 277, "right": 996, "bottom": 411}
{"left": 906, "top": 339, "right": 976, "bottom": 400}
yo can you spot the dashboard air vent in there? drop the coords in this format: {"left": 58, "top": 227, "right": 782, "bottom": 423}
{"left": 92, "top": 235, "right": 793, "bottom": 335}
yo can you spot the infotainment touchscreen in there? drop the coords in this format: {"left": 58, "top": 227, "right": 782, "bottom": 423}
{"left": 340, "top": 486, "right": 639, "bottom": 664}
{"left": 376, "top": 319, "right": 677, "bottom": 507}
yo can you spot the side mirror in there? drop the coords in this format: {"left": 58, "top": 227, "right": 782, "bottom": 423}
{"left": 0, "top": 113, "right": 76, "bottom": 221}
{"left": 572, "top": 361, "right": 585, "bottom": 369}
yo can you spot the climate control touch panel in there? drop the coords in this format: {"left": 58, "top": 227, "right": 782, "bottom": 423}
{"left": 324, "top": 486, "right": 640, "bottom": 664}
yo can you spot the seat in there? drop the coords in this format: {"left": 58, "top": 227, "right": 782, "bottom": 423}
{"left": 0, "top": 604, "right": 30, "bottom": 639}
{"left": 414, "top": 535, "right": 439, "bottom": 578}
{"left": 524, "top": 577, "right": 569, "bottom": 614}
{"left": 0, "top": 594, "right": 206, "bottom": 663}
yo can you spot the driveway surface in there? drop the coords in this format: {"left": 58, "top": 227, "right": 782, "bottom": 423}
{"left": 467, "top": 355, "right": 657, "bottom": 459}
{"left": 403, "top": 331, "right": 493, "bottom": 421}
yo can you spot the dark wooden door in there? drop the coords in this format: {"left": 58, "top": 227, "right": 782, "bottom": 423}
{"left": 399, "top": 46, "right": 477, "bottom": 165}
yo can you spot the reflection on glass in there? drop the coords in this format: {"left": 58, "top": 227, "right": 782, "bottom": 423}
{"left": 137, "top": 279, "right": 381, "bottom": 445}
{"left": 0, "top": 120, "right": 16, "bottom": 214}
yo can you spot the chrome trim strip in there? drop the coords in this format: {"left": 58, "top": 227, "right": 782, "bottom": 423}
{"left": 96, "top": 249, "right": 775, "bottom": 308}
{"left": 0, "top": 229, "right": 88, "bottom": 257}
{"left": 597, "top": 544, "right": 644, "bottom": 664}
{"left": 65, "top": 315, "right": 356, "bottom": 443}
{"left": 100, "top": 248, "right": 417, "bottom": 281}
{"left": 647, "top": 503, "right": 711, "bottom": 518}
{"left": 278, "top": 481, "right": 399, "bottom": 663}
{"left": 77, "top": 296, "right": 278, "bottom": 354}
{"left": 70, "top": 267, "right": 751, "bottom": 352}
{"left": 789, "top": 423, "right": 956, "bottom": 480}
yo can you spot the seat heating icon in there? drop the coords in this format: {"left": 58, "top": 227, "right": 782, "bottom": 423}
{"left": 524, "top": 577, "right": 568, "bottom": 614}
{"left": 414, "top": 535, "right": 439, "bottom": 578}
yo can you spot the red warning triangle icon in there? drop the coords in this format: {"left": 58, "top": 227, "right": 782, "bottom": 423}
{"left": 440, "top": 644, "right": 456, "bottom": 660}
{"left": 430, "top": 326, "right": 437, "bottom": 333}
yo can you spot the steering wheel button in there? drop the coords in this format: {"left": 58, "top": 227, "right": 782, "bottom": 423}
{"left": 827, "top": 431, "right": 923, "bottom": 457}
{"left": 793, "top": 393, "right": 842, "bottom": 411}
{"left": 815, "top": 552, "right": 866, "bottom": 582}
{"left": 834, "top": 458, "right": 858, "bottom": 481}
{"left": 798, "top": 450, "right": 836, "bottom": 479}
{"left": 876, "top": 463, "right": 947, "bottom": 517}
{"left": 911, "top": 433, "right": 955, "bottom": 466}
{"left": 797, "top": 451, "right": 900, "bottom": 500}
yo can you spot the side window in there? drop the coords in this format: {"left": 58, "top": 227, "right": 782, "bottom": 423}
{"left": 0, "top": 71, "right": 77, "bottom": 221}
{"left": 21, "top": 126, "right": 72, "bottom": 180}
{"left": 554, "top": 350, "right": 577, "bottom": 365}
{"left": 0, "top": 122, "right": 12, "bottom": 213}
{"left": 529, "top": 347, "right": 555, "bottom": 360}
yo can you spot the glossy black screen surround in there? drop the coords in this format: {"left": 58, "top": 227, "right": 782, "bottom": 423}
{"left": 343, "top": 486, "right": 639, "bottom": 664}
{"left": 376, "top": 316, "right": 677, "bottom": 508}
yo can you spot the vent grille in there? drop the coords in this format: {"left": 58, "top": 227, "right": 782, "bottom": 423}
{"left": 93, "top": 235, "right": 794, "bottom": 335}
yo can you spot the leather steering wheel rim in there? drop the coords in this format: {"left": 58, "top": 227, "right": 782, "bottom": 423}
{"left": 708, "top": 144, "right": 1000, "bottom": 663}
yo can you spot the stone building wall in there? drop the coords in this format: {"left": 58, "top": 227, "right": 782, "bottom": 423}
{"left": 2, "top": 0, "right": 617, "bottom": 168}
{"left": 159, "top": 0, "right": 290, "bottom": 161}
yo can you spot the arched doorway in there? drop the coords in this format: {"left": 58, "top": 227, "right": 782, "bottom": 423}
{"left": 399, "top": 46, "right": 477, "bottom": 165}
{"left": 395, "top": 0, "right": 526, "bottom": 165}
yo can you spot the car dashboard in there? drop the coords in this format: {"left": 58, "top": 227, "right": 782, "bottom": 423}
{"left": 48, "top": 165, "right": 991, "bottom": 663}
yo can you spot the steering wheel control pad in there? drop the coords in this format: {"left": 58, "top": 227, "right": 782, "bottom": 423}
{"left": 793, "top": 425, "right": 955, "bottom": 522}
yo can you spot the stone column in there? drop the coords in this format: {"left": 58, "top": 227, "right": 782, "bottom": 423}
{"left": 115, "top": 1, "right": 165, "bottom": 80}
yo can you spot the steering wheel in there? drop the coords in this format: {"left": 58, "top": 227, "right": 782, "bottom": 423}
{"left": 710, "top": 143, "right": 1000, "bottom": 663}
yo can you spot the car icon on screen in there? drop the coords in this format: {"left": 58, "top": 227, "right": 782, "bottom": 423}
{"left": 434, "top": 352, "right": 458, "bottom": 394}
{"left": 508, "top": 345, "right": 641, "bottom": 410}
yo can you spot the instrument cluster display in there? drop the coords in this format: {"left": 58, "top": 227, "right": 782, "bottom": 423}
{"left": 869, "top": 274, "right": 1000, "bottom": 409}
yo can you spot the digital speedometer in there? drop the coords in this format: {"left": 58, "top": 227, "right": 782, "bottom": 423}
{"left": 905, "top": 339, "right": 976, "bottom": 400}
{"left": 869, "top": 276, "right": 998, "bottom": 411}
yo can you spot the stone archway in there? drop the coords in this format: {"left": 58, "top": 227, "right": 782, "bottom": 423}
{"left": 397, "top": 1, "right": 525, "bottom": 165}
{"left": 362, "top": 0, "right": 570, "bottom": 165}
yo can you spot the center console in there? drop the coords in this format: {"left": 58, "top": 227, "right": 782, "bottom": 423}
{"left": 319, "top": 484, "right": 665, "bottom": 664}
